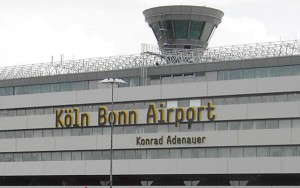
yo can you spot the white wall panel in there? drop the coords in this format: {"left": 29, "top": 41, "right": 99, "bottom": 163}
{"left": 43, "top": 161, "right": 85, "bottom": 175}
{"left": 0, "top": 116, "right": 27, "bottom": 130}
{"left": 27, "top": 114, "right": 54, "bottom": 129}
{"left": 0, "top": 139, "right": 16, "bottom": 152}
{"left": 291, "top": 128, "right": 300, "bottom": 144}
{"left": 215, "top": 104, "right": 248, "bottom": 120}
{"left": 1, "top": 94, "right": 38, "bottom": 109}
{"left": 227, "top": 158, "right": 282, "bottom": 174}
{"left": 55, "top": 136, "right": 97, "bottom": 151}
{"left": 238, "top": 129, "right": 291, "bottom": 146}
{"left": 177, "top": 158, "right": 228, "bottom": 174}
{"left": 2, "top": 76, "right": 300, "bottom": 110}
{"left": 4, "top": 162, "right": 43, "bottom": 175}
{"left": 257, "top": 76, "right": 300, "bottom": 93}
{"left": 37, "top": 92, "right": 77, "bottom": 107}
{"left": 161, "top": 82, "right": 208, "bottom": 99}
{"left": 208, "top": 79, "right": 256, "bottom": 97}
{"left": 281, "top": 157, "right": 300, "bottom": 173}
{"left": 0, "top": 157, "right": 300, "bottom": 176}
{"left": 16, "top": 137, "right": 56, "bottom": 152}
{"left": 247, "top": 102, "right": 300, "bottom": 119}
{"left": 85, "top": 160, "right": 109, "bottom": 175}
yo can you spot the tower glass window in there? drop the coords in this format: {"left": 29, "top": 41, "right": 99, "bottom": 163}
{"left": 174, "top": 20, "right": 189, "bottom": 39}
{"left": 189, "top": 20, "right": 204, "bottom": 39}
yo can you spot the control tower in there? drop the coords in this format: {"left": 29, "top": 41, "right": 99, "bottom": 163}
{"left": 143, "top": 5, "right": 224, "bottom": 52}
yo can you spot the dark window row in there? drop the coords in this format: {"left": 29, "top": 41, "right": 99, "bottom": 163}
{"left": 218, "top": 65, "right": 300, "bottom": 80}
{"left": 1, "top": 145, "right": 300, "bottom": 162}
{"left": 1, "top": 92, "right": 299, "bottom": 117}
{"left": 0, "top": 119, "right": 299, "bottom": 140}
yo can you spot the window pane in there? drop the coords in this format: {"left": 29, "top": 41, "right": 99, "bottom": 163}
{"left": 275, "top": 94, "right": 288, "bottom": 102}
{"left": 59, "top": 83, "right": 70, "bottom": 92}
{"left": 34, "top": 130, "right": 43, "bottom": 137}
{"left": 268, "top": 67, "right": 279, "bottom": 77}
{"left": 170, "top": 149, "right": 181, "bottom": 158}
{"left": 43, "top": 129, "right": 52, "bottom": 137}
{"left": 41, "top": 84, "right": 51, "bottom": 93}
{"left": 25, "top": 131, "right": 33, "bottom": 138}
{"left": 53, "top": 129, "right": 63, "bottom": 137}
{"left": 231, "top": 148, "right": 243, "bottom": 157}
{"left": 52, "top": 152, "right": 62, "bottom": 161}
{"left": 266, "top": 120, "right": 279, "bottom": 129}
{"left": 72, "top": 152, "right": 81, "bottom": 160}
{"left": 193, "top": 148, "right": 205, "bottom": 158}
{"left": 15, "top": 131, "right": 24, "bottom": 138}
{"left": 14, "top": 153, "right": 22, "bottom": 162}
{"left": 282, "top": 146, "right": 296, "bottom": 156}
{"left": 22, "top": 86, "right": 31, "bottom": 94}
{"left": 200, "top": 22, "right": 214, "bottom": 42}
{"left": 279, "top": 66, "right": 292, "bottom": 76}
{"left": 178, "top": 99, "right": 190, "bottom": 107}
{"left": 102, "top": 151, "right": 110, "bottom": 160}
{"left": 0, "top": 88, "right": 5, "bottom": 96}
{"left": 174, "top": 20, "right": 189, "bottom": 39}
{"left": 93, "top": 127, "right": 102, "bottom": 135}
{"left": 255, "top": 68, "right": 267, "bottom": 78}
{"left": 292, "top": 119, "right": 300, "bottom": 128}
{"left": 254, "top": 120, "right": 266, "bottom": 129}
{"left": 292, "top": 65, "right": 300, "bottom": 75}
{"left": 32, "top": 153, "right": 41, "bottom": 161}
{"left": 204, "top": 122, "right": 216, "bottom": 131}
{"left": 15, "top": 86, "right": 23, "bottom": 95}
{"left": 241, "top": 121, "right": 253, "bottom": 130}
{"left": 216, "top": 122, "right": 228, "bottom": 131}
{"left": 124, "top": 150, "right": 135, "bottom": 159}
{"left": 62, "top": 152, "right": 72, "bottom": 161}
{"left": 279, "top": 120, "right": 291, "bottom": 129}
{"left": 270, "top": 146, "right": 281, "bottom": 157}
{"left": 42, "top": 152, "right": 51, "bottom": 161}
{"left": 230, "top": 70, "right": 242, "bottom": 79}
{"left": 92, "top": 151, "right": 102, "bottom": 160}
{"left": 244, "top": 147, "right": 256, "bottom": 157}
{"left": 206, "top": 148, "right": 218, "bottom": 158}
{"left": 229, "top": 121, "right": 240, "bottom": 130}
{"left": 257, "top": 147, "right": 269, "bottom": 157}
{"left": 182, "top": 148, "right": 193, "bottom": 158}
{"left": 136, "top": 150, "right": 146, "bottom": 159}
{"left": 23, "top": 153, "right": 32, "bottom": 161}
{"left": 70, "top": 82, "right": 77, "bottom": 91}
{"left": 242, "top": 69, "right": 254, "bottom": 79}
{"left": 250, "top": 96, "right": 262, "bottom": 103}
{"left": 31, "top": 85, "right": 41, "bottom": 94}
{"left": 5, "top": 87, "right": 14, "bottom": 95}
{"left": 262, "top": 95, "right": 274, "bottom": 103}
{"left": 82, "top": 151, "right": 93, "bottom": 160}
{"left": 51, "top": 84, "right": 59, "bottom": 92}
{"left": 147, "top": 150, "right": 158, "bottom": 159}
{"left": 237, "top": 97, "right": 249, "bottom": 104}
{"left": 158, "top": 149, "right": 170, "bottom": 159}
{"left": 218, "top": 148, "right": 230, "bottom": 158}
{"left": 189, "top": 20, "right": 204, "bottom": 39}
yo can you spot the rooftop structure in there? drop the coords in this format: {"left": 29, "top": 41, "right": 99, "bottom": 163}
{"left": 0, "top": 40, "right": 300, "bottom": 80}
{"left": 143, "top": 5, "right": 223, "bottom": 51}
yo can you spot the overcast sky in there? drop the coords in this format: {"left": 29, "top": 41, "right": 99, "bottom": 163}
{"left": 0, "top": 0, "right": 299, "bottom": 66}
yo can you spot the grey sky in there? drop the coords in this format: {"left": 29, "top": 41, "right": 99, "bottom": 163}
{"left": 0, "top": 0, "right": 299, "bottom": 66}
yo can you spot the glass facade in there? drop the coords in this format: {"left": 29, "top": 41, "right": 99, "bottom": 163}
{"left": 0, "top": 145, "right": 299, "bottom": 162}
{"left": 218, "top": 65, "right": 300, "bottom": 81}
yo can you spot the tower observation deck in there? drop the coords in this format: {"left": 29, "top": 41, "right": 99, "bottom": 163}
{"left": 143, "top": 5, "right": 224, "bottom": 52}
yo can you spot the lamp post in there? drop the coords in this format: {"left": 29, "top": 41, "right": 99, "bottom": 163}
{"left": 99, "top": 78, "right": 126, "bottom": 188}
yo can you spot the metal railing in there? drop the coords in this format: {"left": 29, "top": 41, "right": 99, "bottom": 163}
{"left": 0, "top": 40, "right": 299, "bottom": 80}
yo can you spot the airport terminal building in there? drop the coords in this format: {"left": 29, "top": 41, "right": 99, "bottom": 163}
{"left": 0, "top": 5, "right": 300, "bottom": 187}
